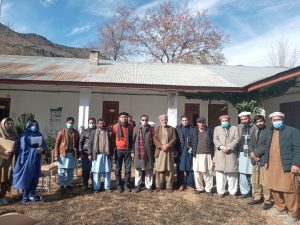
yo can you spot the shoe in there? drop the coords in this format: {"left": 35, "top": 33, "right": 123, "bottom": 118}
{"left": 147, "top": 188, "right": 153, "bottom": 193}
{"left": 94, "top": 189, "right": 101, "bottom": 193}
{"left": 283, "top": 216, "right": 298, "bottom": 224}
{"left": 218, "top": 193, "right": 225, "bottom": 198}
{"left": 248, "top": 199, "right": 262, "bottom": 205}
{"left": 60, "top": 186, "right": 66, "bottom": 194}
{"left": 21, "top": 198, "right": 29, "bottom": 205}
{"left": 29, "top": 196, "right": 41, "bottom": 202}
{"left": 1, "top": 198, "right": 8, "bottom": 205}
{"left": 268, "top": 208, "right": 288, "bottom": 217}
{"left": 194, "top": 190, "right": 204, "bottom": 194}
{"left": 81, "top": 185, "right": 88, "bottom": 191}
{"left": 155, "top": 187, "right": 162, "bottom": 192}
{"left": 206, "top": 192, "right": 213, "bottom": 196}
{"left": 66, "top": 185, "right": 72, "bottom": 190}
{"left": 124, "top": 187, "right": 132, "bottom": 192}
{"left": 230, "top": 194, "right": 238, "bottom": 199}
{"left": 262, "top": 203, "right": 273, "bottom": 210}
{"left": 105, "top": 189, "right": 112, "bottom": 193}
{"left": 239, "top": 194, "right": 251, "bottom": 199}
{"left": 117, "top": 187, "right": 123, "bottom": 193}
{"left": 166, "top": 188, "right": 173, "bottom": 193}
{"left": 134, "top": 186, "right": 141, "bottom": 193}
{"left": 178, "top": 185, "right": 185, "bottom": 192}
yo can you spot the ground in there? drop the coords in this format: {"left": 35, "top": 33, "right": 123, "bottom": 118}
{"left": 0, "top": 169, "right": 299, "bottom": 225}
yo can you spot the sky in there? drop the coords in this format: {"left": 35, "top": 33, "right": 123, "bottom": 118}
{"left": 1, "top": 0, "right": 300, "bottom": 66}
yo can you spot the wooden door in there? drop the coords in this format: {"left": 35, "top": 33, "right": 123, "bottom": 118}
{"left": 102, "top": 101, "right": 119, "bottom": 126}
{"left": 208, "top": 104, "right": 228, "bottom": 129}
{"left": 184, "top": 103, "right": 200, "bottom": 126}
{"left": 280, "top": 101, "right": 300, "bottom": 130}
{"left": 0, "top": 98, "right": 10, "bottom": 121}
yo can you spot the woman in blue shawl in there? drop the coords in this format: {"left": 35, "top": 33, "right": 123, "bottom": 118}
{"left": 13, "top": 120, "right": 47, "bottom": 204}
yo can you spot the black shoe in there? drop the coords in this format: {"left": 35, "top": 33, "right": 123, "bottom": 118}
{"left": 66, "top": 185, "right": 72, "bottom": 190}
{"left": 81, "top": 185, "right": 88, "bottom": 191}
{"left": 134, "top": 186, "right": 141, "bottom": 193}
{"left": 239, "top": 194, "right": 251, "bottom": 199}
{"left": 194, "top": 190, "right": 204, "bottom": 194}
{"left": 60, "top": 186, "right": 66, "bottom": 194}
{"left": 206, "top": 192, "right": 213, "bottom": 196}
{"left": 262, "top": 203, "right": 273, "bottom": 210}
{"left": 248, "top": 199, "right": 262, "bottom": 205}
{"left": 117, "top": 187, "right": 123, "bottom": 193}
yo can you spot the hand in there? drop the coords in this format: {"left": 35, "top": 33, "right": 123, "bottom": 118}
{"left": 131, "top": 153, "right": 134, "bottom": 160}
{"left": 53, "top": 157, "right": 58, "bottom": 161}
{"left": 78, "top": 155, "right": 84, "bottom": 160}
{"left": 36, "top": 147, "right": 43, "bottom": 154}
{"left": 254, "top": 157, "right": 260, "bottom": 162}
{"left": 88, "top": 155, "right": 92, "bottom": 161}
{"left": 4, "top": 150, "right": 12, "bottom": 156}
{"left": 291, "top": 165, "right": 300, "bottom": 174}
{"left": 250, "top": 152, "right": 255, "bottom": 159}
{"left": 161, "top": 144, "right": 169, "bottom": 151}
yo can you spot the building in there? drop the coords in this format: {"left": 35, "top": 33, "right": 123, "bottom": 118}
{"left": 0, "top": 52, "right": 299, "bottom": 133}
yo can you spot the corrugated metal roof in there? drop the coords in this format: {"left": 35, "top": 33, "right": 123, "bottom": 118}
{"left": 0, "top": 54, "right": 291, "bottom": 88}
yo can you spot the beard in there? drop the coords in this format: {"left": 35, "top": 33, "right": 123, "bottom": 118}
{"left": 257, "top": 124, "right": 265, "bottom": 130}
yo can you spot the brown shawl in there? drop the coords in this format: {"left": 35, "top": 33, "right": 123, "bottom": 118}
{"left": 0, "top": 118, "right": 18, "bottom": 140}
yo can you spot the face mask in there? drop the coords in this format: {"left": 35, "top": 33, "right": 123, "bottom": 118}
{"left": 141, "top": 121, "right": 148, "bottom": 126}
{"left": 221, "top": 121, "right": 230, "bottom": 128}
{"left": 88, "top": 124, "right": 96, "bottom": 129}
{"left": 30, "top": 125, "right": 38, "bottom": 132}
{"left": 273, "top": 121, "right": 283, "bottom": 129}
{"left": 66, "top": 124, "right": 73, "bottom": 129}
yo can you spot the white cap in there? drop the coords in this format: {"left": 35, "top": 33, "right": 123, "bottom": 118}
{"left": 268, "top": 111, "right": 285, "bottom": 119}
{"left": 238, "top": 111, "right": 251, "bottom": 117}
{"left": 219, "top": 115, "right": 230, "bottom": 120}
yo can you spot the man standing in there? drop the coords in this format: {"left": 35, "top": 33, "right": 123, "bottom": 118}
{"left": 54, "top": 117, "right": 80, "bottom": 194}
{"left": 88, "top": 119, "right": 114, "bottom": 192}
{"left": 132, "top": 115, "right": 154, "bottom": 193}
{"left": 238, "top": 112, "right": 254, "bottom": 199}
{"left": 153, "top": 114, "right": 176, "bottom": 192}
{"left": 176, "top": 116, "right": 194, "bottom": 191}
{"left": 191, "top": 116, "right": 214, "bottom": 196}
{"left": 213, "top": 115, "right": 240, "bottom": 198}
{"left": 79, "top": 117, "right": 96, "bottom": 190}
{"left": 265, "top": 112, "right": 300, "bottom": 224}
{"left": 248, "top": 115, "right": 272, "bottom": 210}
{"left": 112, "top": 112, "right": 134, "bottom": 193}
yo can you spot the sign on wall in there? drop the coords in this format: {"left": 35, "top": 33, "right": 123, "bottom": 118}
{"left": 50, "top": 107, "right": 62, "bottom": 123}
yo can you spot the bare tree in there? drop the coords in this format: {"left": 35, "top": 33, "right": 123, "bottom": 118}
{"left": 98, "top": 7, "right": 135, "bottom": 61}
{"left": 268, "top": 39, "right": 299, "bottom": 67}
{"left": 131, "top": 2, "right": 228, "bottom": 64}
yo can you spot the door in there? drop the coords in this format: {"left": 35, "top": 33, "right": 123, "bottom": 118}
{"left": 102, "top": 101, "right": 119, "bottom": 126}
{"left": 280, "top": 101, "right": 300, "bottom": 130}
{"left": 208, "top": 104, "right": 228, "bottom": 129}
{"left": 0, "top": 98, "right": 10, "bottom": 121}
{"left": 184, "top": 103, "right": 200, "bottom": 126}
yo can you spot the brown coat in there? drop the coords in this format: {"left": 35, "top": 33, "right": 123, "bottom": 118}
{"left": 153, "top": 125, "right": 176, "bottom": 158}
{"left": 213, "top": 125, "right": 240, "bottom": 173}
{"left": 54, "top": 128, "right": 80, "bottom": 159}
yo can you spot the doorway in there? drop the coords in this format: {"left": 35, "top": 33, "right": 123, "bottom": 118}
{"left": 102, "top": 101, "right": 119, "bottom": 126}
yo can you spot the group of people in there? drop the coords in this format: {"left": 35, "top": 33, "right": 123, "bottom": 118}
{"left": 0, "top": 110, "right": 299, "bottom": 224}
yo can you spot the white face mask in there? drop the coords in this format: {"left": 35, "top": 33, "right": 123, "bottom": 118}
{"left": 88, "top": 124, "right": 96, "bottom": 129}
{"left": 141, "top": 121, "right": 148, "bottom": 126}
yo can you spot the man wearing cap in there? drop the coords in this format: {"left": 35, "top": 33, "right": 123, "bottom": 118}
{"left": 153, "top": 114, "right": 177, "bottom": 192}
{"left": 54, "top": 116, "right": 80, "bottom": 194}
{"left": 248, "top": 115, "right": 272, "bottom": 210}
{"left": 238, "top": 111, "right": 255, "bottom": 199}
{"left": 132, "top": 114, "right": 155, "bottom": 193}
{"left": 190, "top": 116, "right": 214, "bottom": 196}
{"left": 213, "top": 115, "right": 240, "bottom": 197}
{"left": 175, "top": 115, "right": 194, "bottom": 191}
{"left": 265, "top": 112, "right": 300, "bottom": 224}
{"left": 112, "top": 112, "right": 134, "bottom": 192}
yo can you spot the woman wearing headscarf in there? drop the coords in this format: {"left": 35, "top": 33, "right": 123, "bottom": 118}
{"left": 13, "top": 120, "right": 47, "bottom": 204}
{"left": 0, "top": 118, "right": 18, "bottom": 205}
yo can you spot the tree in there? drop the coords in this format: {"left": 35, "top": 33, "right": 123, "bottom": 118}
{"left": 98, "top": 7, "right": 135, "bottom": 61}
{"left": 131, "top": 2, "right": 228, "bottom": 64}
{"left": 268, "top": 39, "right": 299, "bottom": 67}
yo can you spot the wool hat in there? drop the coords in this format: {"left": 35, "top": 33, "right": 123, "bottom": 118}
{"left": 196, "top": 116, "right": 206, "bottom": 122}
{"left": 238, "top": 111, "right": 251, "bottom": 117}
{"left": 268, "top": 112, "right": 285, "bottom": 119}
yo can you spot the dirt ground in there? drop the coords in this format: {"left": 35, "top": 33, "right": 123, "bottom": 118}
{"left": 0, "top": 169, "right": 299, "bottom": 225}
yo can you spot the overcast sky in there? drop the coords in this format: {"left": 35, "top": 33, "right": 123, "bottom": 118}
{"left": 1, "top": 0, "right": 300, "bottom": 66}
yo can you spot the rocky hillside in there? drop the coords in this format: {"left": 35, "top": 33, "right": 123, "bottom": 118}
{"left": 0, "top": 23, "right": 89, "bottom": 58}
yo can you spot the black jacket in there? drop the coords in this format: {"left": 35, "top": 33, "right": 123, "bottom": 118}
{"left": 248, "top": 126, "right": 269, "bottom": 165}
{"left": 264, "top": 125, "right": 300, "bottom": 172}
{"left": 79, "top": 128, "right": 96, "bottom": 155}
{"left": 190, "top": 126, "right": 214, "bottom": 157}
{"left": 175, "top": 125, "right": 193, "bottom": 154}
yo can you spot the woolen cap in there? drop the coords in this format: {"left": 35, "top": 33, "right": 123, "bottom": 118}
{"left": 196, "top": 116, "right": 206, "bottom": 122}
{"left": 268, "top": 111, "right": 285, "bottom": 119}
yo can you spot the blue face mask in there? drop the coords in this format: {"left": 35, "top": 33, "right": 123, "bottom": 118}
{"left": 30, "top": 125, "right": 38, "bottom": 132}
{"left": 66, "top": 124, "right": 73, "bottom": 129}
{"left": 221, "top": 121, "right": 230, "bottom": 128}
{"left": 273, "top": 121, "right": 283, "bottom": 129}
{"left": 88, "top": 124, "right": 96, "bottom": 129}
